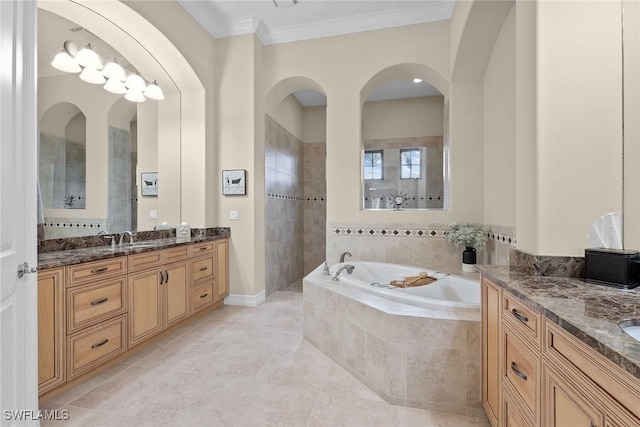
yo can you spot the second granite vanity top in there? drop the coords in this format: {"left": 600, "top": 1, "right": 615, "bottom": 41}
{"left": 477, "top": 265, "right": 640, "bottom": 380}
{"left": 38, "top": 235, "right": 229, "bottom": 270}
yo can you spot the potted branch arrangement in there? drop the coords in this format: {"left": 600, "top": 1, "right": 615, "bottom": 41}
{"left": 446, "top": 221, "right": 487, "bottom": 272}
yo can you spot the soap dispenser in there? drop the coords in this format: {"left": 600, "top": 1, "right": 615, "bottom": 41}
{"left": 177, "top": 222, "right": 191, "bottom": 241}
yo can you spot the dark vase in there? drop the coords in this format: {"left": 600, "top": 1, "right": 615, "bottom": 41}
{"left": 463, "top": 246, "right": 477, "bottom": 264}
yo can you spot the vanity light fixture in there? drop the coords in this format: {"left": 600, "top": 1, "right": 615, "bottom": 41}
{"left": 412, "top": 78, "right": 423, "bottom": 83}
{"left": 50, "top": 40, "right": 164, "bottom": 103}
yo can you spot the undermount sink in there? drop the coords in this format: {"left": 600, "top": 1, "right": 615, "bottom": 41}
{"left": 619, "top": 320, "right": 640, "bottom": 343}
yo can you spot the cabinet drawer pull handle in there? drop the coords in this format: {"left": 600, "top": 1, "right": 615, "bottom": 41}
{"left": 91, "top": 339, "right": 109, "bottom": 349}
{"left": 511, "top": 309, "right": 528, "bottom": 323}
{"left": 160, "top": 271, "right": 165, "bottom": 285}
{"left": 199, "top": 247, "right": 207, "bottom": 251}
{"left": 165, "top": 270, "right": 169, "bottom": 282}
{"left": 199, "top": 293, "right": 208, "bottom": 298}
{"left": 91, "top": 267, "right": 109, "bottom": 274}
{"left": 91, "top": 297, "right": 109, "bottom": 306}
{"left": 511, "top": 362, "right": 527, "bottom": 381}
{"left": 199, "top": 267, "right": 208, "bottom": 271}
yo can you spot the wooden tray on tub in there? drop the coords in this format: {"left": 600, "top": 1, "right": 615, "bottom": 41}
{"left": 390, "top": 275, "right": 437, "bottom": 287}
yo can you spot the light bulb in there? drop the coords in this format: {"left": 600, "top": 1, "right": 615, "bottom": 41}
{"left": 104, "top": 78, "right": 127, "bottom": 94}
{"left": 125, "top": 73, "right": 146, "bottom": 91}
{"left": 144, "top": 81, "right": 164, "bottom": 100}
{"left": 79, "top": 67, "right": 106, "bottom": 85}
{"left": 102, "top": 60, "right": 126, "bottom": 81}
{"left": 51, "top": 51, "right": 81, "bottom": 73}
{"left": 125, "top": 88, "right": 146, "bottom": 103}
{"left": 75, "top": 44, "right": 102, "bottom": 69}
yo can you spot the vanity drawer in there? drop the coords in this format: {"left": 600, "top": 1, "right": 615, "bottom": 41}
{"left": 503, "top": 323, "right": 540, "bottom": 418}
{"left": 191, "top": 242, "right": 215, "bottom": 256}
{"left": 67, "top": 315, "right": 126, "bottom": 378}
{"left": 128, "top": 250, "right": 163, "bottom": 272}
{"left": 66, "top": 258, "right": 127, "bottom": 287}
{"left": 67, "top": 278, "right": 126, "bottom": 334}
{"left": 192, "top": 256, "right": 215, "bottom": 283}
{"left": 503, "top": 292, "right": 541, "bottom": 348}
{"left": 192, "top": 282, "right": 213, "bottom": 311}
{"left": 165, "top": 246, "right": 190, "bottom": 263}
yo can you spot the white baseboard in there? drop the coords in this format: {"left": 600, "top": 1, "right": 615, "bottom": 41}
{"left": 224, "top": 290, "right": 266, "bottom": 307}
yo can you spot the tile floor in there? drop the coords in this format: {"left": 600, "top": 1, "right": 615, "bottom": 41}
{"left": 41, "top": 283, "right": 490, "bottom": 427}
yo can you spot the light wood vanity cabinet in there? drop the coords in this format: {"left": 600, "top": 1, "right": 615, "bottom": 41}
{"left": 38, "top": 238, "right": 229, "bottom": 398}
{"left": 481, "top": 276, "right": 640, "bottom": 427}
{"left": 37, "top": 268, "right": 66, "bottom": 394}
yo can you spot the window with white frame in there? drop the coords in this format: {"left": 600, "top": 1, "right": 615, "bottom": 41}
{"left": 400, "top": 148, "right": 421, "bottom": 179}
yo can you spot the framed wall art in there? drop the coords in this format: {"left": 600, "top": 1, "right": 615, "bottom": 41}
{"left": 141, "top": 172, "right": 158, "bottom": 196}
{"left": 222, "top": 169, "right": 246, "bottom": 195}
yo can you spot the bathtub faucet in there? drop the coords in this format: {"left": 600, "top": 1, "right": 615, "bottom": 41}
{"left": 332, "top": 264, "right": 355, "bottom": 281}
{"left": 339, "top": 251, "right": 352, "bottom": 263}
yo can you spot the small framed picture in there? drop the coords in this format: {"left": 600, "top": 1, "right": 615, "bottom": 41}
{"left": 222, "top": 169, "right": 246, "bottom": 195}
{"left": 141, "top": 172, "right": 158, "bottom": 196}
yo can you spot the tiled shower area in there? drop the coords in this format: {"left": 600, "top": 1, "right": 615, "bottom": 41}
{"left": 265, "top": 115, "right": 326, "bottom": 295}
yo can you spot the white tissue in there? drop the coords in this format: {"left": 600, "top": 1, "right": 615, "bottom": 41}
{"left": 587, "top": 212, "right": 622, "bottom": 249}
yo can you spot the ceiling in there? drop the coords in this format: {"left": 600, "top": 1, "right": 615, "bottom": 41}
{"left": 177, "top": 0, "right": 451, "bottom": 106}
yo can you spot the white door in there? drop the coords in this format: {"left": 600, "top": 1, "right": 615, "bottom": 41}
{"left": 0, "top": 1, "right": 39, "bottom": 426}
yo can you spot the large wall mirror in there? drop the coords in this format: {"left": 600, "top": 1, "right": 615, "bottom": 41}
{"left": 37, "top": 8, "right": 179, "bottom": 239}
{"left": 361, "top": 78, "right": 447, "bottom": 210}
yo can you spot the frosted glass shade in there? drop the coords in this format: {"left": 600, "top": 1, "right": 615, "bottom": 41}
{"left": 125, "top": 73, "right": 146, "bottom": 91}
{"left": 104, "top": 78, "right": 127, "bottom": 94}
{"left": 144, "top": 81, "right": 164, "bottom": 100}
{"left": 125, "top": 88, "right": 146, "bottom": 103}
{"left": 75, "top": 45, "right": 102, "bottom": 69}
{"left": 51, "top": 51, "right": 81, "bottom": 73}
{"left": 79, "top": 67, "right": 106, "bottom": 85}
{"left": 102, "top": 61, "right": 126, "bottom": 81}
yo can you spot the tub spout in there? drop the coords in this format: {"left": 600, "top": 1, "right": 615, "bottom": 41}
{"left": 339, "top": 251, "right": 352, "bottom": 263}
{"left": 332, "top": 264, "right": 355, "bottom": 281}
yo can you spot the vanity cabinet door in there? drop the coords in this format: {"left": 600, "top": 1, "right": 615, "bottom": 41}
{"left": 38, "top": 268, "right": 66, "bottom": 395}
{"left": 482, "top": 277, "right": 501, "bottom": 427}
{"left": 543, "top": 362, "right": 603, "bottom": 427}
{"left": 128, "top": 268, "right": 163, "bottom": 347}
{"left": 164, "top": 261, "right": 190, "bottom": 328}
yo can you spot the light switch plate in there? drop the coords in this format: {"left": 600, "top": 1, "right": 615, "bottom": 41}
{"left": 149, "top": 210, "right": 158, "bottom": 219}
{"left": 230, "top": 210, "right": 239, "bottom": 220}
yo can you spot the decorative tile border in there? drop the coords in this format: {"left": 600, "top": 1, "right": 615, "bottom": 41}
{"left": 304, "top": 196, "right": 326, "bottom": 202}
{"left": 487, "top": 232, "right": 517, "bottom": 247}
{"left": 332, "top": 226, "right": 447, "bottom": 238}
{"left": 43, "top": 218, "right": 105, "bottom": 230}
{"left": 364, "top": 195, "right": 443, "bottom": 202}
{"left": 266, "top": 192, "right": 305, "bottom": 201}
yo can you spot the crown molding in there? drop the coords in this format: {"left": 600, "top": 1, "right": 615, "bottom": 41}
{"left": 200, "top": 2, "right": 454, "bottom": 45}
{"left": 258, "top": 3, "right": 453, "bottom": 45}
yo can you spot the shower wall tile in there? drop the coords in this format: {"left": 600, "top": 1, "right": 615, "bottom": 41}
{"left": 265, "top": 116, "right": 304, "bottom": 294}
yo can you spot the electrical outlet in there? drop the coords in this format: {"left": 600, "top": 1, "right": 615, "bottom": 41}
{"left": 149, "top": 210, "right": 158, "bottom": 219}
{"left": 230, "top": 210, "right": 239, "bottom": 220}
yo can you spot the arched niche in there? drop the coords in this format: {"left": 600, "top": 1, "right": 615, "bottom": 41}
{"left": 359, "top": 63, "right": 449, "bottom": 210}
{"left": 39, "top": 102, "right": 87, "bottom": 210}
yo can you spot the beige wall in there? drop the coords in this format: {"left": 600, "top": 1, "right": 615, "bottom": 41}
{"left": 270, "top": 94, "right": 304, "bottom": 141}
{"left": 483, "top": 5, "right": 515, "bottom": 230}
{"left": 302, "top": 106, "right": 327, "bottom": 143}
{"left": 535, "top": 0, "right": 622, "bottom": 256}
{"left": 363, "top": 96, "right": 444, "bottom": 140}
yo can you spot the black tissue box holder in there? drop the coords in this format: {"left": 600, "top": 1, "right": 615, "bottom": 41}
{"left": 585, "top": 248, "right": 640, "bottom": 289}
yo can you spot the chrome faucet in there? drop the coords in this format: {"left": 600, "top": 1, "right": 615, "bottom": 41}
{"left": 332, "top": 264, "right": 355, "bottom": 281}
{"left": 99, "top": 231, "right": 116, "bottom": 250}
{"left": 339, "top": 251, "right": 352, "bottom": 263}
{"left": 119, "top": 231, "right": 136, "bottom": 246}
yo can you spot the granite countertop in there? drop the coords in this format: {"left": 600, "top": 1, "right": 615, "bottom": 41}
{"left": 38, "top": 234, "right": 229, "bottom": 270}
{"left": 477, "top": 265, "right": 640, "bottom": 380}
